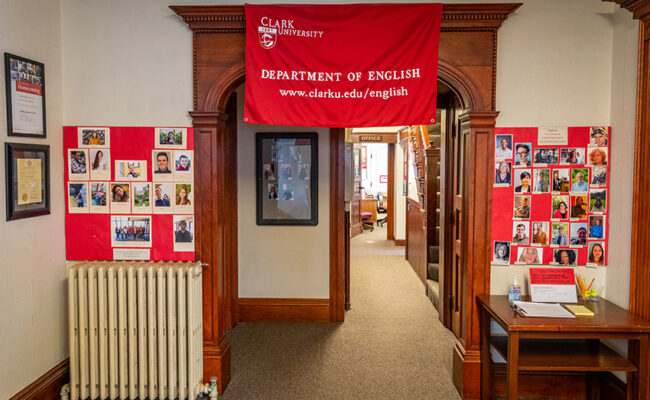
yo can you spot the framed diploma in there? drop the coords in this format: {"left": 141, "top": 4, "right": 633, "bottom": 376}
{"left": 5, "top": 142, "right": 50, "bottom": 221}
{"left": 4, "top": 53, "right": 46, "bottom": 138}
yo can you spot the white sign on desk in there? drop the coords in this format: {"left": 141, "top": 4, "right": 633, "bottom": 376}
{"left": 529, "top": 267, "right": 577, "bottom": 303}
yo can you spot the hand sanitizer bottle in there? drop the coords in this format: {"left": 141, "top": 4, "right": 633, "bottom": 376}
{"left": 508, "top": 276, "right": 521, "bottom": 302}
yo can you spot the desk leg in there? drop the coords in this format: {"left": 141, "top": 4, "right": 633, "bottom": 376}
{"left": 506, "top": 331, "right": 519, "bottom": 400}
{"left": 639, "top": 334, "right": 649, "bottom": 400}
{"left": 481, "top": 308, "right": 492, "bottom": 400}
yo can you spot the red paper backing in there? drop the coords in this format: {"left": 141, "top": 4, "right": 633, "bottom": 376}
{"left": 491, "top": 127, "right": 609, "bottom": 266}
{"left": 64, "top": 126, "right": 195, "bottom": 261}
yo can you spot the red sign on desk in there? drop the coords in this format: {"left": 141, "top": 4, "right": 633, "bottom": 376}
{"left": 530, "top": 268, "right": 575, "bottom": 285}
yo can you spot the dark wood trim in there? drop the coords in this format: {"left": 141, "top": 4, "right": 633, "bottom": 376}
{"left": 238, "top": 298, "right": 330, "bottom": 322}
{"left": 9, "top": 359, "right": 69, "bottom": 400}
{"left": 330, "top": 127, "right": 346, "bottom": 322}
{"left": 345, "top": 210, "right": 351, "bottom": 311}
{"left": 394, "top": 239, "right": 406, "bottom": 246}
{"left": 387, "top": 143, "right": 395, "bottom": 241}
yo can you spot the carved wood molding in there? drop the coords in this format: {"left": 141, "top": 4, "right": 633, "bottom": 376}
{"left": 605, "top": 0, "right": 650, "bottom": 19}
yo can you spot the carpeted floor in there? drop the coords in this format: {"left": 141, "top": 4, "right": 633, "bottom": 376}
{"left": 220, "top": 226, "right": 460, "bottom": 399}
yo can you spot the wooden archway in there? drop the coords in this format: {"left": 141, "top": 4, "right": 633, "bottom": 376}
{"left": 172, "top": 4, "right": 520, "bottom": 397}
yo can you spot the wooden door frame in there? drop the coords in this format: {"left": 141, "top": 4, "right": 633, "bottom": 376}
{"left": 172, "top": 4, "right": 519, "bottom": 397}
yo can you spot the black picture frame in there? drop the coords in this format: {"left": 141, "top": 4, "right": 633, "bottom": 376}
{"left": 256, "top": 132, "right": 318, "bottom": 225}
{"left": 5, "top": 142, "right": 50, "bottom": 221}
{"left": 4, "top": 53, "right": 47, "bottom": 138}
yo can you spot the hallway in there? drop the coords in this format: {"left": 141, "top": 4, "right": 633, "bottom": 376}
{"left": 221, "top": 226, "right": 459, "bottom": 399}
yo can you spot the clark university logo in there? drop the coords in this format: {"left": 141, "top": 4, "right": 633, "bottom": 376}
{"left": 258, "top": 26, "right": 277, "bottom": 49}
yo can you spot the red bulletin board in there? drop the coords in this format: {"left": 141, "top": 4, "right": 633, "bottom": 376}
{"left": 64, "top": 126, "right": 195, "bottom": 261}
{"left": 491, "top": 127, "right": 610, "bottom": 267}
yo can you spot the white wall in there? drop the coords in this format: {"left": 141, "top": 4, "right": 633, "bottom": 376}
{"left": 0, "top": 1, "right": 65, "bottom": 398}
{"left": 488, "top": 1, "right": 637, "bottom": 303}
{"left": 361, "top": 143, "right": 388, "bottom": 197}
{"left": 236, "top": 86, "right": 330, "bottom": 298}
{"left": 394, "top": 141, "right": 407, "bottom": 241}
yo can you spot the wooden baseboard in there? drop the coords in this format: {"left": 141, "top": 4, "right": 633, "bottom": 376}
{"left": 394, "top": 239, "right": 406, "bottom": 246}
{"left": 10, "top": 359, "right": 69, "bottom": 400}
{"left": 238, "top": 298, "right": 330, "bottom": 322}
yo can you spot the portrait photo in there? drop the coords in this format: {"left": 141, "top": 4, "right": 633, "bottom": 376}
{"left": 513, "top": 195, "right": 531, "bottom": 219}
{"left": 89, "top": 149, "right": 110, "bottom": 181}
{"left": 155, "top": 128, "right": 186, "bottom": 149}
{"left": 560, "top": 148, "right": 585, "bottom": 164}
{"left": 589, "top": 215, "right": 605, "bottom": 239}
{"left": 587, "top": 147, "right": 608, "bottom": 166}
{"left": 153, "top": 183, "right": 173, "bottom": 214}
{"left": 493, "top": 241, "right": 511, "bottom": 265}
{"left": 280, "top": 163, "right": 293, "bottom": 180}
{"left": 111, "top": 215, "right": 152, "bottom": 248}
{"left": 588, "top": 242, "right": 606, "bottom": 266}
{"left": 115, "top": 160, "right": 147, "bottom": 181}
{"left": 551, "top": 222, "right": 570, "bottom": 246}
{"left": 173, "top": 215, "right": 194, "bottom": 252}
{"left": 533, "top": 148, "right": 559, "bottom": 165}
{"left": 532, "top": 221, "right": 549, "bottom": 246}
{"left": 132, "top": 182, "right": 152, "bottom": 213}
{"left": 78, "top": 127, "right": 110, "bottom": 147}
{"left": 152, "top": 150, "right": 173, "bottom": 180}
{"left": 512, "top": 221, "right": 530, "bottom": 245}
{"left": 298, "top": 163, "right": 310, "bottom": 180}
{"left": 570, "top": 223, "right": 588, "bottom": 246}
{"left": 551, "top": 169, "right": 570, "bottom": 193}
{"left": 68, "top": 183, "right": 88, "bottom": 213}
{"left": 513, "top": 169, "right": 531, "bottom": 193}
{"left": 553, "top": 249, "right": 577, "bottom": 266}
{"left": 264, "top": 163, "right": 277, "bottom": 180}
{"left": 68, "top": 149, "right": 89, "bottom": 181}
{"left": 591, "top": 166, "right": 607, "bottom": 186}
{"left": 533, "top": 169, "right": 550, "bottom": 193}
{"left": 268, "top": 183, "right": 279, "bottom": 200}
{"left": 551, "top": 195, "right": 570, "bottom": 220}
{"left": 174, "top": 150, "right": 193, "bottom": 180}
{"left": 589, "top": 127, "right": 608, "bottom": 146}
{"left": 281, "top": 183, "right": 295, "bottom": 201}
{"left": 570, "top": 195, "right": 588, "bottom": 219}
{"left": 589, "top": 190, "right": 607, "bottom": 214}
{"left": 513, "top": 142, "right": 532, "bottom": 167}
{"left": 90, "top": 182, "right": 108, "bottom": 213}
{"left": 570, "top": 168, "right": 589, "bottom": 193}
{"left": 494, "top": 162, "right": 512, "bottom": 186}
{"left": 175, "top": 183, "right": 193, "bottom": 209}
{"left": 495, "top": 134, "right": 513, "bottom": 160}
{"left": 516, "top": 247, "right": 543, "bottom": 265}
{"left": 110, "top": 183, "right": 131, "bottom": 214}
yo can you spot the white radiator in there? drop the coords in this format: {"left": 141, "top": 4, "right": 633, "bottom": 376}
{"left": 66, "top": 261, "right": 204, "bottom": 400}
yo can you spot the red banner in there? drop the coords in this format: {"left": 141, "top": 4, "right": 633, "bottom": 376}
{"left": 244, "top": 4, "right": 443, "bottom": 127}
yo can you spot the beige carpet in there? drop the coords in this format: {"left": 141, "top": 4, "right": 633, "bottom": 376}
{"left": 220, "top": 226, "right": 460, "bottom": 399}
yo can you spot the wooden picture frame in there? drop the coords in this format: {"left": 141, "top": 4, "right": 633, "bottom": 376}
{"left": 256, "top": 132, "right": 318, "bottom": 225}
{"left": 5, "top": 142, "right": 50, "bottom": 221}
{"left": 4, "top": 53, "right": 46, "bottom": 138}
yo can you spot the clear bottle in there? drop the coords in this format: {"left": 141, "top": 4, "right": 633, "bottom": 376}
{"left": 508, "top": 276, "right": 521, "bottom": 302}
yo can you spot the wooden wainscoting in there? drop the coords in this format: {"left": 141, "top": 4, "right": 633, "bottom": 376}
{"left": 238, "top": 298, "right": 330, "bottom": 322}
{"left": 9, "top": 359, "right": 69, "bottom": 400}
{"left": 406, "top": 197, "right": 427, "bottom": 284}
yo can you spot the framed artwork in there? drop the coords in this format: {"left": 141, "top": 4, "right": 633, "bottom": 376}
{"left": 5, "top": 142, "right": 50, "bottom": 220}
{"left": 256, "top": 132, "right": 318, "bottom": 225}
{"left": 4, "top": 53, "right": 46, "bottom": 138}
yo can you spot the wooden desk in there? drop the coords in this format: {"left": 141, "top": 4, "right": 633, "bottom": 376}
{"left": 478, "top": 295, "right": 650, "bottom": 400}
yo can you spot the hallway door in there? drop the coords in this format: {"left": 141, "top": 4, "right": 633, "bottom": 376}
{"left": 350, "top": 146, "right": 363, "bottom": 236}
{"left": 450, "top": 111, "right": 468, "bottom": 338}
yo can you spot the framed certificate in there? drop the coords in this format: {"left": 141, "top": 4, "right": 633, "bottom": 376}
{"left": 4, "top": 53, "right": 46, "bottom": 138}
{"left": 256, "top": 132, "right": 318, "bottom": 225}
{"left": 5, "top": 142, "right": 50, "bottom": 220}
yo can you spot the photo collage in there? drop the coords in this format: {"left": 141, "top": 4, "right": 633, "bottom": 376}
{"left": 492, "top": 127, "right": 609, "bottom": 267}
{"left": 65, "top": 127, "right": 195, "bottom": 258}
